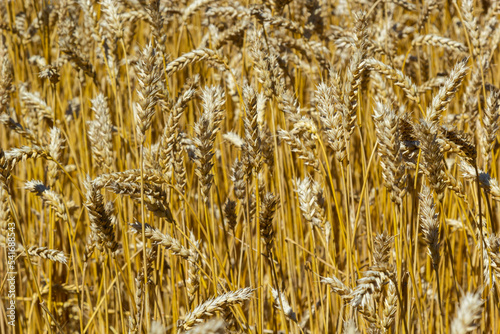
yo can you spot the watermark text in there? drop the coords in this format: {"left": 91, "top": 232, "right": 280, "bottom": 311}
{"left": 5, "top": 220, "right": 16, "bottom": 326}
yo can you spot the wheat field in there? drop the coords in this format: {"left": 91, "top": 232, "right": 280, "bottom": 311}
{"left": 0, "top": 0, "right": 500, "bottom": 333}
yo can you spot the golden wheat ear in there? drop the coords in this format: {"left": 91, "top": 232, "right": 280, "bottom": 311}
{"left": 178, "top": 287, "right": 255, "bottom": 331}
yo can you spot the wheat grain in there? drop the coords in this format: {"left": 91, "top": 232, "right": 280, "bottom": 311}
{"left": 417, "top": 0, "right": 439, "bottom": 30}
{"left": 0, "top": 46, "right": 13, "bottom": 114}
{"left": 230, "top": 159, "right": 246, "bottom": 201}
{"left": 251, "top": 6, "right": 303, "bottom": 35}
{"left": 19, "top": 85, "right": 53, "bottom": 123}
{"left": 4, "top": 146, "right": 53, "bottom": 169}
{"left": 294, "top": 177, "right": 330, "bottom": 242}
{"left": 344, "top": 49, "right": 364, "bottom": 137}
{"left": 485, "top": 235, "right": 500, "bottom": 284}
{"left": 350, "top": 269, "right": 392, "bottom": 308}
{"left": 159, "top": 84, "right": 198, "bottom": 177}
{"left": 0, "top": 114, "right": 43, "bottom": 147}
{"left": 242, "top": 84, "right": 261, "bottom": 174}
{"left": 47, "top": 127, "right": 65, "bottom": 186}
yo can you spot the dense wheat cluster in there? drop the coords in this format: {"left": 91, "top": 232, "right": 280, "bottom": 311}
{"left": 1, "top": 0, "right": 500, "bottom": 333}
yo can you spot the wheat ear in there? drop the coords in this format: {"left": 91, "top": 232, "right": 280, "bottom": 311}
{"left": 193, "top": 86, "right": 225, "bottom": 203}
{"left": 23, "top": 246, "right": 68, "bottom": 264}
{"left": 134, "top": 42, "right": 162, "bottom": 145}
{"left": 426, "top": 58, "right": 468, "bottom": 127}
{"left": 271, "top": 287, "right": 297, "bottom": 322}
{"left": 87, "top": 93, "right": 114, "bottom": 170}
{"left": 365, "top": 58, "right": 420, "bottom": 103}
{"left": 178, "top": 287, "right": 254, "bottom": 331}
{"left": 419, "top": 185, "right": 441, "bottom": 268}
{"left": 25, "top": 180, "right": 68, "bottom": 221}
{"left": 184, "top": 318, "right": 226, "bottom": 334}
{"left": 84, "top": 177, "right": 119, "bottom": 252}
{"left": 450, "top": 292, "right": 483, "bottom": 334}
{"left": 165, "top": 49, "right": 224, "bottom": 77}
